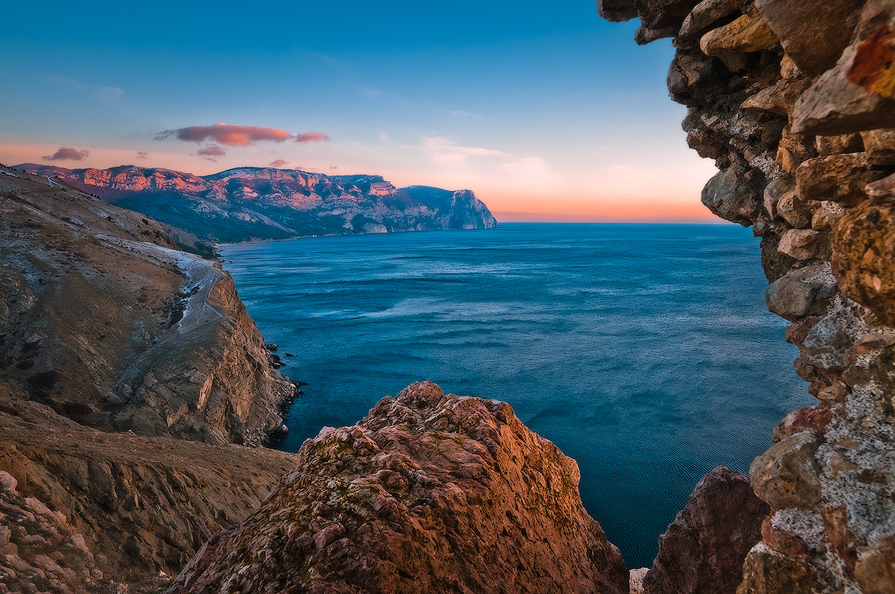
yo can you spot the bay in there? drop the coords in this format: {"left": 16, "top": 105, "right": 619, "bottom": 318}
{"left": 219, "top": 222, "right": 812, "bottom": 568}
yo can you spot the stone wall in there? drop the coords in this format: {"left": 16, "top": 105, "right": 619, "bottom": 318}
{"left": 598, "top": 0, "right": 895, "bottom": 591}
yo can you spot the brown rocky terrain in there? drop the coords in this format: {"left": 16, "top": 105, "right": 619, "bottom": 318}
{"left": 1, "top": 164, "right": 294, "bottom": 445}
{"left": 15, "top": 164, "right": 498, "bottom": 245}
{"left": 166, "top": 381, "right": 629, "bottom": 594}
{"left": 0, "top": 382, "right": 297, "bottom": 592}
{"left": 597, "top": 0, "right": 895, "bottom": 591}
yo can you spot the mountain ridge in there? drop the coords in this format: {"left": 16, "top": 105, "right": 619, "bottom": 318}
{"left": 15, "top": 163, "right": 498, "bottom": 246}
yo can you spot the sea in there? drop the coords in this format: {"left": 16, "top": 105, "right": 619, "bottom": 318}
{"left": 219, "top": 222, "right": 812, "bottom": 568}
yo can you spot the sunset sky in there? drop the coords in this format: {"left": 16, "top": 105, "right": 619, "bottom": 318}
{"left": 0, "top": 0, "right": 719, "bottom": 221}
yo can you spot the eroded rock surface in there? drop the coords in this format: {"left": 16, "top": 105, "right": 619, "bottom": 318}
{"left": 598, "top": 0, "right": 895, "bottom": 592}
{"left": 168, "top": 382, "right": 629, "bottom": 594}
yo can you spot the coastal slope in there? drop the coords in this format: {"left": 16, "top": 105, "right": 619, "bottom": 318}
{"left": 0, "top": 163, "right": 294, "bottom": 445}
{"left": 15, "top": 164, "right": 498, "bottom": 244}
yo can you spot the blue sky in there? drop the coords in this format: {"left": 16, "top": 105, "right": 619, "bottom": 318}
{"left": 0, "top": 0, "right": 717, "bottom": 220}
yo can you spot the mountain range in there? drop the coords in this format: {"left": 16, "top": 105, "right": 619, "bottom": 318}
{"left": 16, "top": 164, "right": 498, "bottom": 250}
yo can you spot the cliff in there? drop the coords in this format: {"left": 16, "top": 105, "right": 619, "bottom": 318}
{"left": 597, "top": 1, "right": 895, "bottom": 592}
{"left": 15, "top": 164, "right": 498, "bottom": 244}
{"left": 0, "top": 164, "right": 294, "bottom": 445}
{"left": 167, "top": 382, "right": 629, "bottom": 594}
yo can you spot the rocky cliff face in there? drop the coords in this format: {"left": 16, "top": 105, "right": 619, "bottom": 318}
{"left": 0, "top": 164, "right": 294, "bottom": 446}
{"left": 167, "top": 382, "right": 629, "bottom": 594}
{"left": 598, "top": 1, "right": 895, "bottom": 592}
{"left": 16, "top": 164, "right": 498, "bottom": 244}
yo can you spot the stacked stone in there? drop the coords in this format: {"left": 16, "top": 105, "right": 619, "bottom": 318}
{"left": 598, "top": 0, "right": 895, "bottom": 592}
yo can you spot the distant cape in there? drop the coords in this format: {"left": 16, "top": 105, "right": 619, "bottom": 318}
{"left": 17, "top": 164, "right": 498, "bottom": 246}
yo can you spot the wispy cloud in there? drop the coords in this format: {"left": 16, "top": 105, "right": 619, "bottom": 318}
{"left": 269, "top": 159, "right": 288, "bottom": 167}
{"left": 420, "top": 136, "right": 509, "bottom": 164}
{"left": 42, "top": 147, "right": 90, "bottom": 161}
{"left": 135, "top": 151, "right": 150, "bottom": 160}
{"left": 45, "top": 76, "right": 124, "bottom": 106}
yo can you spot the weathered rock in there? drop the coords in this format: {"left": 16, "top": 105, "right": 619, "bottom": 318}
{"left": 861, "top": 128, "right": 895, "bottom": 165}
{"left": 814, "top": 133, "right": 865, "bottom": 157}
{"left": 795, "top": 153, "right": 881, "bottom": 206}
{"left": 833, "top": 201, "right": 895, "bottom": 325}
{"left": 855, "top": 536, "right": 895, "bottom": 594}
{"left": 641, "top": 467, "right": 769, "bottom": 594}
{"left": 750, "top": 432, "right": 822, "bottom": 511}
{"left": 866, "top": 171, "right": 895, "bottom": 197}
{"left": 167, "top": 382, "right": 629, "bottom": 594}
{"left": 597, "top": 0, "right": 639, "bottom": 22}
{"left": 700, "top": 7, "right": 779, "bottom": 56}
{"left": 679, "top": 0, "right": 748, "bottom": 40}
{"left": 754, "top": 0, "right": 864, "bottom": 77}
{"left": 742, "top": 77, "right": 811, "bottom": 116}
{"left": 776, "top": 229, "right": 821, "bottom": 261}
{"left": 846, "top": 21, "right": 895, "bottom": 99}
{"left": 701, "top": 165, "right": 762, "bottom": 225}
{"left": 636, "top": 0, "right": 703, "bottom": 30}
{"left": 792, "top": 43, "right": 895, "bottom": 135}
{"left": 737, "top": 545, "right": 828, "bottom": 594}
{"left": 765, "top": 263, "right": 837, "bottom": 321}
{"left": 772, "top": 406, "right": 834, "bottom": 442}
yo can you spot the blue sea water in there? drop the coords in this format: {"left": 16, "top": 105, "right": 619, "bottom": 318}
{"left": 219, "top": 222, "right": 812, "bottom": 568}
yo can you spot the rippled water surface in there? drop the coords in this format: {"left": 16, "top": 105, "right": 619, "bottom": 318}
{"left": 220, "top": 222, "right": 811, "bottom": 567}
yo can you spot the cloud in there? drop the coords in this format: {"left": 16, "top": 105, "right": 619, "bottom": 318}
{"left": 294, "top": 132, "right": 330, "bottom": 143}
{"left": 420, "top": 136, "right": 509, "bottom": 164}
{"left": 157, "top": 123, "right": 292, "bottom": 146}
{"left": 42, "top": 147, "right": 90, "bottom": 161}
{"left": 269, "top": 159, "right": 288, "bottom": 167}
{"left": 136, "top": 151, "right": 150, "bottom": 160}
{"left": 156, "top": 123, "right": 330, "bottom": 146}
{"left": 197, "top": 145, "right": 226, "bottom": 157}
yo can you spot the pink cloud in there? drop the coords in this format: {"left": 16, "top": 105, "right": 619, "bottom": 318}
{"left": 197, "top": 145, "right": 227, "bottom": 157}
{"left": 269, "top": 159, "right": 288, "bottom": 167}
{"left": 294, "top": 132, "right": 331, "bottom": 143}
{"left": 158, "top": 123, "right": 292, "bottom": 146}
{"left": 42, "top": 147, "right": 90, "bottom": 161}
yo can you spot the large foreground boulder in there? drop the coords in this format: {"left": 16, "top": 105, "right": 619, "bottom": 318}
{"left": 168, "top": 382, "right": 629, "bottom": 594}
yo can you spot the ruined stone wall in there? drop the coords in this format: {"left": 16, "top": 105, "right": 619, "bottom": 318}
{"left": 598, "top": 0, "right": 895, "bottom": 591}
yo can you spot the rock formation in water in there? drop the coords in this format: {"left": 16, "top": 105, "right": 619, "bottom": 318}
{"left": 598, "top": 1, "right": 895, "bottom": 591}
{"left": 1, "top": 164, "right": 294, "bottom": 445}
{"left": 15, "top": 164, "right": 498, "bottom": 244}
{"left": 167, "top": 381, "right": 629, "bottom": 594}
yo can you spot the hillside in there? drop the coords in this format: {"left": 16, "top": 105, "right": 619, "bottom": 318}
{"left": 16, "top": 164, "right": 498, "bottom": 245}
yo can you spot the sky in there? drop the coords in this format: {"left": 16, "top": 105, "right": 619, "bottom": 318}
{"left": 0, "top": 0, "right": 719, "bottom": 221}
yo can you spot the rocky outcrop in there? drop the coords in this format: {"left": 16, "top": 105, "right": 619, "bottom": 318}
{"left": 0, "top": 164, "right": 294, "bottom": 445}
{"left": 0, "top": 383, "right": 297, "bottom": 591}
{"left": 15, "top": 164, "right": 498, "bottom": 244}
{"left": 641, "top": 467, "right": 768, "bottom": 594}
{"left": 599, "top": 1, "right": 895, "bottom": 592}
{"left": 167, "top": 382, "right": 629, "bottom": 594}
